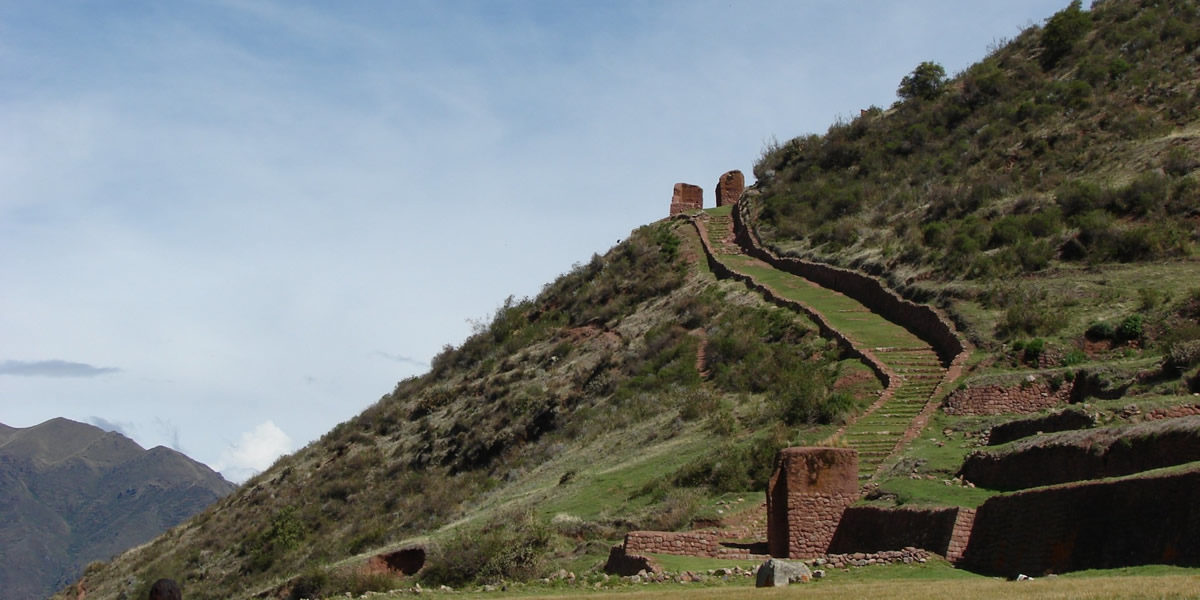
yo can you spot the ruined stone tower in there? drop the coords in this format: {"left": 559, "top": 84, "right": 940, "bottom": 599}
{"left": 715, "top": 170, "right": 745, "bottom": 207}
{"left": 669, "top": 183, "right": 703, "bottom": 216}
{"left": 766, "top": 447, "right": 860, "bottom": 558}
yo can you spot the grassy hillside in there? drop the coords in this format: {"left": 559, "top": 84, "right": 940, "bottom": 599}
{"left": 61, "top": 1, "right": 1200, "bottom": 598}
{"left": 753, "top": 0, "right": 1200, "bottom": 382}
{"left": 65, "top": 220, "right": 873, "bottom": 599}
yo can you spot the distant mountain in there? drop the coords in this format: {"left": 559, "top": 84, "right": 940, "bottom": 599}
{"left": 0, "top": 417, "right": 235, "bottom": 600}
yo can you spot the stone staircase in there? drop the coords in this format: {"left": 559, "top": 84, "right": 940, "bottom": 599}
{"left": 691, "top": 211, "right": 955, "bottom": 480}
{"left": 840, "top": 346, "right": 944, "bottom": 477}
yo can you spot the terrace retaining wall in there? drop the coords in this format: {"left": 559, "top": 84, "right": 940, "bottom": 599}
{"left": 959, "top": 468, "right": 1200, "bottom": 576}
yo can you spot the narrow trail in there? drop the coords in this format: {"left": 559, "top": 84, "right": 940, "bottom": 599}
{"left": 691, "top": 211, "right": 953, "bottom": 480}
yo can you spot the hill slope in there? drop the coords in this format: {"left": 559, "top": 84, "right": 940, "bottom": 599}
{"left": 62, "top": 220, "right": 883, "bottom": 599}
{"left": 0, "top": 418, "right": 235, "bottom": 600}
{"left": 59, "top": 1, "right": 1200, "bottom": 598}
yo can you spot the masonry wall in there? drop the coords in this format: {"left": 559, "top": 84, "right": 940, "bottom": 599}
{"left": 669, "top": 183, "right": 704, "bottom": 216}
{"left": 732, "top": 201, "right": 965, "bottom": 368}
{"left": 988, "top": 409, "right": 1095, "bottom": 445}
{"left": 827, "top": 506, "right": 961, "bottom": 556}
{"left": 715, "top": 170, "right": 745, "bottom": 207}
{"left": 943, "top": 381, "right": 1073, "bottom": 416}
{"left": 958, "top": 468, "right": 1200, "bottom": 576}
{"left": 766, "top": 447, "right": 859, "bottom": 559}
{"left": 623, "top": 531, "right": 719, "bottom": 557}
{"left": 961, "top": 418, "right": 1200, "bottom": 491}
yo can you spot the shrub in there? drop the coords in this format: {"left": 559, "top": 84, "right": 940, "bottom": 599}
{"left": 673, "top": 427, "right": 789, "bottom": 493}
{"left": 1116, "top": 172, "right": 1168, "bottom": 216}
{"left": 898, "top": 61, "right": 948, "bottom": 101}
{"left": 1062, "top": 349, "right": 1088, "bottom": 366}
{"left": 1117, "top": 314, "right": 1144, "bottom": 342}
{"left": 288, "top": 567, "right": 404, "bottom": 600}
{"left": 922, "top": 221, "right": 950, "bottom": 247}
{"left": 1040, "top": 0, "right": 1091, "bottom": 69}
{"left": 1056, "top": 180, "right": 1105, "bottom": 216}
{"left": 1086, "top": 321, "right": 1115, "bottom": 340}
{"left": 421, "top": 510, "right": 551, "bottom": 586}
{"left": 1166, "top": 340, "right": 1200, "bottom": 372}
{"left": 1165, "top": 146, "right": 1198, "bottom": 177}
{"left": 999, "top": 305, "right": 1062, "bottom": 338}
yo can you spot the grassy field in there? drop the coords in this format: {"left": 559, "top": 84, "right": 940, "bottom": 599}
{"left": 371, "top": 565, "right": 1200, "bottom": 600}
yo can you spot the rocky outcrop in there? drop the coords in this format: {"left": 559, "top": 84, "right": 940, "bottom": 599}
{"left": 603, "top": 544, "right": 660, "bottom": 576}
{"left": 669, "top": 183, "right": 703, "bottom": 216}
{"left": 716, "top": 171, "right": 745, "bottom": 207}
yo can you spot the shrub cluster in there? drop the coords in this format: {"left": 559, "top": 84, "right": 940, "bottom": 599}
{"left": 421, "top": 510, "right": 551, "bottom": 586}
{"left": 751, "top": 0, "right": 1199, "bottom": 280}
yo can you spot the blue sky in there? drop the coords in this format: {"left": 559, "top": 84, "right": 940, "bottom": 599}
{"left": 1, "top": 0, "right": 1070, "bottom": 482}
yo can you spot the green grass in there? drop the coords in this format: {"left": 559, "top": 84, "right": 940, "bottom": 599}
{"left": 644, "top": 554, "right": 759, "bottom": 574}
{"left": 718, "top": 254, "right": 926, "bottom": 350}
{"left": 376, "top": 565, "right": 1200, "bottom": 599}
{"left": 873, "top": 477, "right": 996, "bottom": 509}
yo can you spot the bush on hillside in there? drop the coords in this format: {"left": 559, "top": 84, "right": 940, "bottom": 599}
{"left": 421, "top": 510, "right": 551, "bottom": 586}
{"left": 1040, "top": 0, "right": 1092, "bottom": 69}
{"left": 898, "top": 61, "right": 948, "bottom": 102}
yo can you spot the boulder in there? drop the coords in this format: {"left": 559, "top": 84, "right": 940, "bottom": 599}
{"left": 755, "top": 558, "right": 813, "bottom": 587}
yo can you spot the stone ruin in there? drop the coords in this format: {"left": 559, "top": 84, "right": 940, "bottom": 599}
{"left": 669, "top": 183, "right": 703, "bottom": 216}
{"left": 715, "top": 170, "right": 745, "bottom": 207}
{"left": 607, "top": 441, "right": 1200, "bottom": 578}
{"left": 766, "top": 447, "right": 859, "bottom": 558}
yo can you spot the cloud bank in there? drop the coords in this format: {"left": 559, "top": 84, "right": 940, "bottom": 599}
{"left": 214, "top": 420, "right": 294, "bottom": 484}
{"left": 0, "top": 360, "right": 119, "bottom": 378}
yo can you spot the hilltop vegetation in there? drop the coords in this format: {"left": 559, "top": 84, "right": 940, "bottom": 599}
{"left": 756, "top": 0, "right": 1198, "bottom": 282}
{"left": 754, "top": 0, "right": 1200, "bottom": 379}
{"left": 62, "top": 1, "right": 1200, "bottom": 598}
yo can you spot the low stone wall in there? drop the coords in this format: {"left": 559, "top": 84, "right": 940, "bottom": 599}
{"left": 821, "top": 548, "right": 930, "bottom": 569}
{"left": 1146, "top": 403, "right": 1200, "bottom": 420}
{"left": 960, "top": 416, "right": 1200, "bottom": 491}
{"left": 623, "top": 531, "right": 720, "bottom": 557}
{"left": 827, "top": 506, "right": 962, "bottom": 556}
{"left": 943, "top": 381, "right": 1072, "bottom": 416}
{"left": 988, "top": 409, "right": 1094, "bottom": 445}
{"left": 767, "top": 448, "right": 859, "bottom": 559}
{"left": 959, "top": 467, "right": 1200, "bottom": 576}
{"left": 732, "top": 200, "right": 967, "bottom": 368}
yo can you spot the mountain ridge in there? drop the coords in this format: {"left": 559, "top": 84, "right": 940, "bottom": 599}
{"left": 0, "top": 417, "right": 236, "bottom": 600}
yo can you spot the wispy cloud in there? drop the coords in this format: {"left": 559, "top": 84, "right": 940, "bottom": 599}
{"left": 0, "top": 359, "right": 119, "bottom": 378}
{"left": 154, "top": 417, "right": 185, "bottom": 452}
{"left": 89, "top": 416, "right": 134, "bottom": 437}
{"left": 374, "top": 351, "right": 428, "bottom": 369}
